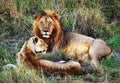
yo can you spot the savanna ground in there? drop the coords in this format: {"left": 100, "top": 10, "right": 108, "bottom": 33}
{"left": 0, "top": 0, "right": 120, "bottom": 83}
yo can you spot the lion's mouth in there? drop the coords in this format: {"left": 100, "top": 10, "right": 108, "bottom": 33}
{"left": 42, "top": 34, "right": 50, "bottom": 38}
{"left": 42, "top": 32, "right": 50, "bottom": 38}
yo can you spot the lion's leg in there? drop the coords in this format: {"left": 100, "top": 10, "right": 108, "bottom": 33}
{"left": 89, "top": 39, "right": 111, "bottom": 65}
{"left": 89, "top": 49, "right": 99, "bottom": 68}
{"left": 91, "top": 56, "right": 99, "bottom": 68}
{"left": 91, "top": 39, "right": 111, "bottom": 58}
{"left": 89, "top": 50, "right": 102, "bottom": 73}
{"left": 89, "top": 39, "right": 112, "bottom": 73}
{"left": 89, "top": 45, "right": 101, "bottom": 68}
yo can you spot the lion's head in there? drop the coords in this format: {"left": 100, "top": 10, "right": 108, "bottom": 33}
{"left": 28, "top": 36, "right": 48, "bottom": 54}
{"left": 37, "top": 15, "right": 55, "bottom": 38}
{"left": 33, "top": 10, "right": 62, "bottom": 39}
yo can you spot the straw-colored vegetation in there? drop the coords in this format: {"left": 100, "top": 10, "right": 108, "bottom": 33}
{"left": 0, "top": 0, "right": 120, "bottom": 82}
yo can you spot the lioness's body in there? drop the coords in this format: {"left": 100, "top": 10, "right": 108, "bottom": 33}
{"left": 16, "top": 36, "right": 84, "bottom": 74}
{"left": 33, "top": 10, "right": 112, "bottom": 68}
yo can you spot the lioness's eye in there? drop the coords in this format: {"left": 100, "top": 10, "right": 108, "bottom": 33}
{"left": 33, "top": 37, "right": 38, "bottom": 44}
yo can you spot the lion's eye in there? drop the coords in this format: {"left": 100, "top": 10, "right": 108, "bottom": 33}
{"left": 48, "top": 22, "right": 52, "bottom": 26}
{"left": 40, "top": 22, "right": 44, "bottom": 26}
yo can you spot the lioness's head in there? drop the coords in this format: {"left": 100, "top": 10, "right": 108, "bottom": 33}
{"left": 28, "top": 36, "right": 48, "bottom": 54}
{"left": 33, "top": 10, "right": 61, "bottom": 38}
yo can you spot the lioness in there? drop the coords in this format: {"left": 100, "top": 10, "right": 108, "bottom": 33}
{"left": 16, "top": 36, "right": 85, "bottom": 74}
{"left": 32, "top": 10, "right": 112, "bottom": 68}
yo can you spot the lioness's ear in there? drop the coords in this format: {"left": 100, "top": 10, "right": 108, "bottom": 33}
{"left": 53, "top": 13, "right": 59, "bottom": 20}
{"left": 33, "top": 37, "right": 38, "bottom": 44}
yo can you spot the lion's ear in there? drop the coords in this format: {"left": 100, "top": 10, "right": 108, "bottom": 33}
{"left": 34, "top": 11, "right": 46, "bottom": 20}
{"left": 34, "top": 13, "right": 40, "bottom": 20}
{"left": 53, "top": 13, "right": 59, "bottom": 20}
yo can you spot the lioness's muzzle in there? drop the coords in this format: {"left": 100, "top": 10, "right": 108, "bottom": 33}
{"left": 35, "top": 50, "right": 46, "bottom": 54}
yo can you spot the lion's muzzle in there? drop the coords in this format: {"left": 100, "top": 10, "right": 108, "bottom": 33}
{"left": 42, "top": 32, "right": 50, "bottom": 38}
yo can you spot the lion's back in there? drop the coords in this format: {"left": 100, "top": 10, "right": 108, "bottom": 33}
{"left": 64, "top": 32, "right": 95, "bottom": 45}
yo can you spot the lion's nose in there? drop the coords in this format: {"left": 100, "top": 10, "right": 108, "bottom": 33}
{"left": 43, "top": 29, "right": 49, "bottom": 32}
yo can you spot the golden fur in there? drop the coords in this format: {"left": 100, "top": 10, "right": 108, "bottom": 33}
{"left": 62, "top": 42, "right": 91, "bottom": 62}
{"left": 16, "top": 36, "right": 84, "bottom": 74}
{"left": 32, "top": 10, "right": 112, "bottom": 68}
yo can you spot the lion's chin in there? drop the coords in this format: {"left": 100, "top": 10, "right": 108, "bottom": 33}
{"left": 42, "top": 35, "right": 50, "bottom": 38}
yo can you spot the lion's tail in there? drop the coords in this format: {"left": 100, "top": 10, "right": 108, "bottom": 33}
{"left": 113, "top": 49, "right": 120, "bottom": 60}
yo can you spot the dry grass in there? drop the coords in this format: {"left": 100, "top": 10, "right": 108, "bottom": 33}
{"left": 59, "top": 7, "right": 106, "bottom": 38}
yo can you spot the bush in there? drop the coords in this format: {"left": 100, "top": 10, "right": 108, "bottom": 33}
{"left": 59, "top": 7, "right": 107, "bottom": 38}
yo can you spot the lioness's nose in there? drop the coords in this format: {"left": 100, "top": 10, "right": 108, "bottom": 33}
{"left": 43, "top": 50, "right": 46, "bottom": 52}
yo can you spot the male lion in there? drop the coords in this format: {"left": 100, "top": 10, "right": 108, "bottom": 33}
{"left": 16, "top": 36, "right": 85, "bottom": 74}
{"left": 32, "top": 10, "right": 112, "bottom": 68}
